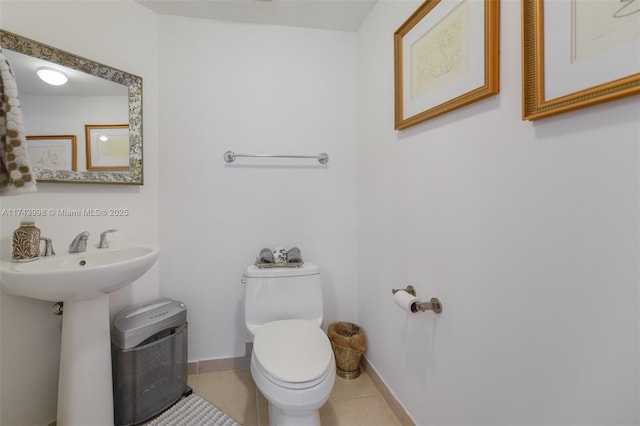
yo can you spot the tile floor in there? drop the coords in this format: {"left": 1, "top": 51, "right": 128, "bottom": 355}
{"left": 187, "top": 369, "right": 403, "bottom": 426}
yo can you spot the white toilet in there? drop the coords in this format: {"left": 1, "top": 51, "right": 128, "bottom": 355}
{"left": 243, "top": 262, "right": 336, "bottom": 426}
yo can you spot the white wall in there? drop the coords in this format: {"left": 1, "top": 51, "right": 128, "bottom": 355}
{"left": 2, "top": 1, "right": 638, "bottom": 425}
{"left": 157, "top": 16, "right": 358, "bottom": 361}
{"left": 356, "top": 1, "right": 639, "bottom": 425}
{"left": 0, "top": 1, "right": 160, "bottom": 424}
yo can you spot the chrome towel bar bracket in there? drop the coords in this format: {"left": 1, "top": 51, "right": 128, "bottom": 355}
{"left": 224, "top": 150, "right": 329, "bottom": 165}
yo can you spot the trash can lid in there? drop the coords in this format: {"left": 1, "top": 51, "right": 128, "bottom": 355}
{"left": 112, "top": 297, "right": 187, "bottom": 349}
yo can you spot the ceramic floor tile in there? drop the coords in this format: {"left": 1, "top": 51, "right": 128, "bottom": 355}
{"left": 322, "top": 395, "right": 402, "bottom": 426}
{"left": 329, "top": 371, "right": 379, "bottom": 400}
{"left": 191, "top": 368, "right": 404, "bottom": 426}
{"left": 194, "top": 369, "right": 257, "bottom": 425}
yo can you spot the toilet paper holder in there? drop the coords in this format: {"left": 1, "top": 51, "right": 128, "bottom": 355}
{"left": 391, "top": 285, "right": 443, "bottom": 314}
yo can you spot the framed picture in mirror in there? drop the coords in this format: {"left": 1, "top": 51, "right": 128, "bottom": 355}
{"left": 85, "top": 124, "right": 129, "bottom": 171}
{"left": 26, "top": 135, "right": 77, "bottom": 173}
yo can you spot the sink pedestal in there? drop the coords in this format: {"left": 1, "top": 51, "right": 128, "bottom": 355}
{"left": 57, "top": 293, "right": 114, "bottom": 425}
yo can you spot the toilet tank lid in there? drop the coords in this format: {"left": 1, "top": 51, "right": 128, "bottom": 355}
{"left": 245, "top": 262, "right": 318, "bottom": 278}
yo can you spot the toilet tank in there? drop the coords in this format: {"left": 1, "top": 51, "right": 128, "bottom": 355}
{"left": 244, "top": 262, "right": 323, "bottom": 335}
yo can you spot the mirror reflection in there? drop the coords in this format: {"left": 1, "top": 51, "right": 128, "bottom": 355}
{"left": 0, "top": 29, "right": 143, "bottom": 184}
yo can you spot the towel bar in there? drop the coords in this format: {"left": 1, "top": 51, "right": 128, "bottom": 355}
{"left": 223, "top": 150, "right": 329, "bottom": 165}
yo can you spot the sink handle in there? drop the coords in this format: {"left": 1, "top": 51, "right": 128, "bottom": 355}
{"left": 98, "top": 229, "right": 117, "bottom": 249}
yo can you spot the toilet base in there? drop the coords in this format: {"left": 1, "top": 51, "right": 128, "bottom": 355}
{"left": 269, "top": 403, "right": 321, "bottom": 426}
{"left": 251, "top": 352, "right": 335, "bottom": 426}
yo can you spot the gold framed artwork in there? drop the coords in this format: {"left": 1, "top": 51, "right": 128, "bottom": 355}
{"left": 394, "top": 0, "right": 500, "bottom": 130}
{"left": 85, "top": 124, "right": 130, "bottom": 171}
{"left": 522, "top": 0, "right": 640, "bottom": 120}
{"left": 26, "top": 135, "right": 77, "bottom": 171}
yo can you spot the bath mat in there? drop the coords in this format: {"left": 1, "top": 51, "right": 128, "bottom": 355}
{"left": 148, "top": 393, "right": 241, "bottom": 426}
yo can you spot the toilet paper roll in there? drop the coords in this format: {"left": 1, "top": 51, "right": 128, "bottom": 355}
{"left": 394, "top": 290, "right": 419, "bottom": 313}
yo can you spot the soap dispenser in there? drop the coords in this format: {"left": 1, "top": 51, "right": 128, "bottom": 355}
{"left": 12, "top": 218, "right": 41, "bottom": 261}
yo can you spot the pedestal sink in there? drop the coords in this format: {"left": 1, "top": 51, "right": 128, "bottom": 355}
{"left": 0, "top": 244, "right": 160, "bottom": 426}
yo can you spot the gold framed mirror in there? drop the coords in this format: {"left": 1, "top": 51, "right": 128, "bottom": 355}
{"left": 0, "top": 29, "right": 143, "bottom": 184}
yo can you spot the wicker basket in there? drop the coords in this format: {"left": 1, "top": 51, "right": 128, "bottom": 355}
{"left": 327, "top": 322, "right": 367, "bottom": 379}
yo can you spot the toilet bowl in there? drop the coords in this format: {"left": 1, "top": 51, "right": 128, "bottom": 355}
{"left": 250, "top": 319, "right": 335, "bottom": 426}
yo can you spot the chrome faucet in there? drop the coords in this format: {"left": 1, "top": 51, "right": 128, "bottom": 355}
{"left": 98, "top": 229, "right": 117, "bottom": 249}
{"left": 68, "top": 231, "right": 89, "bottom": 253}
{"left": 40, "top": 237, "right": 55, "bottom": 256}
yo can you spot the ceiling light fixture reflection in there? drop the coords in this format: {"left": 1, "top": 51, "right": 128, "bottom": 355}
{"left": 36, "top": 67, "right": 68, "bottom": 86}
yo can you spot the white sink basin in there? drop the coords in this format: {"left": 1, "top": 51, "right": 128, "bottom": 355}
{"left": 0, "top": 245, "right": 160, "bottom": 301}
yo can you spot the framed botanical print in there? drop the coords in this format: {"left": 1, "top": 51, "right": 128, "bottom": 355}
{"left": 394, "top": 0, "right": 500, "bottom": 129}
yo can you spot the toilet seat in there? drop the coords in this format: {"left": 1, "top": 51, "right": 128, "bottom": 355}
{"left": 252, "top": 319, "right": 334, "bottom": 389}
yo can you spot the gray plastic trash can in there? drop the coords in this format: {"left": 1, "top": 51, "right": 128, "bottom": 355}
{"left": 111, "top": 298, "right": 191, "bottom": 426}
